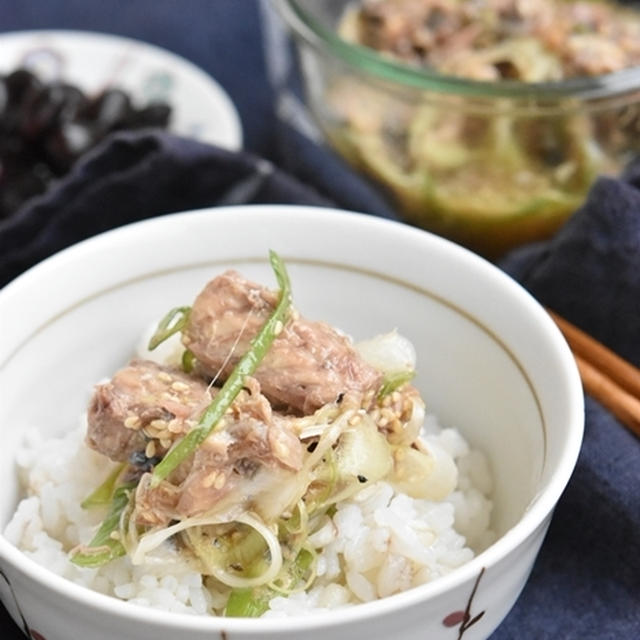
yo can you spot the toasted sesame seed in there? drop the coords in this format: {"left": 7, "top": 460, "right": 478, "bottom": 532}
{"left": 124, "top": 415, "right": 141, "bottom": 430}
{"left": 160, "top": 438, "right": 172, "bottom": 449}
{"left": 362, "top": 390, "right": 375, "bottom": 406}
{"left": 145, "top": 441, "right": 157, "bottom": 458}
{"left": 150, "top": 419, "right": 168, "bottom": 430}
{"left": 171, "top": 381, "right": 190, "bottom": 393}
{"left": 214, "top": 474, "right": 226, "bottom": 490}
{"left": 157, "top": 372, "right": 173, "bottom": 383}
{"left": 202, "top": 471, "right": 218, "bottom": 488}
{"left": 167, "top": 419, "right": 182, "bottom": 434}
{"left": 348, "top": 414, "right": 362, "bottom": 426}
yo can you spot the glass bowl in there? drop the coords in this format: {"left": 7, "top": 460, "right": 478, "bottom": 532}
{"left": 275, "top": 0, "right": 640, "bottom": 258}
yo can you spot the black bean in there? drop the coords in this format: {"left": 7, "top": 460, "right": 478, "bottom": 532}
{"left": 5, "top": 69, "right": 42, "bottom": 109}
{"left": 0, "top": 67, "right": 172, "bottom": 217}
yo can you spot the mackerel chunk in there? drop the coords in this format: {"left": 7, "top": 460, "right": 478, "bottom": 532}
{"left": 86, "top": 359, "right": 305, "bottom": 525}
{"left": 182, "top": 270, "right": 383, "bottom": 414}
{"left": 86, "top": 359, "right": 212, "bottom": 462}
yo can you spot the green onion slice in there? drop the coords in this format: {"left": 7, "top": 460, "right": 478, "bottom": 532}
{"left": 377, "top": 370, "right": 416, "bottom": 399}
{"left": 224, "top": 547, "right": 317, "bottom": 615}
{"left": 224, "top": 586, "right": 274, "bottom": 618}
{"left": 70, "top": 482, "right": 136, "bottom": 568}
{"left": 148, "top": 306, "right": 191, "bottom": 351}
{"left": 150, "top": 250, "right": 292, "bottom": 487}
{"left": 80, "top": 463, "right": 126, "bottom": 509}
{"left": 269, "top": 546, "right": 317, "bottom": 596}
{"left": 181, "top": 348, "right": 196, "bottom": 373}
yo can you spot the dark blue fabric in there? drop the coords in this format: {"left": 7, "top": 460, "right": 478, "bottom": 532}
{"left": 494, "top": 167, "right": 640, "bottom": 639}
{"left": 0, "top": 131, "right": 334, "bottom": 286}
{"left": 1, "top": 2, "right": 639, "bottom": 639}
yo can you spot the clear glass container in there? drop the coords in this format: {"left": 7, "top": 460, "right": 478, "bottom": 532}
{"left": 275, "top": 0, "right": 640, "bottom": 258}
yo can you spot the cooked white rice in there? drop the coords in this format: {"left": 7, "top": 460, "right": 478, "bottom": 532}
{"left": 5, "top": 413, "right": 495, "bottom": 617}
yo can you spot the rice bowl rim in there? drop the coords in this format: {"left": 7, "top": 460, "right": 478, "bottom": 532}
{"left": 0, "top": 205, "right": 584, "bottom": 633}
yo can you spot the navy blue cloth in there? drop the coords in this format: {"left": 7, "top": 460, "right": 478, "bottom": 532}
{"left": 0, "top": 131, "right": 334, "bottom": 287}
{"left": 494, "top": 168, "right": 640, "bottom": 639}
{"left": 1, "top": 2, "right": 639, "bottom": 639}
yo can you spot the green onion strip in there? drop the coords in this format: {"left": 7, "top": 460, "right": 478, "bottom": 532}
{"left": 150, "top": 250, "right": 292, "bottom": 487}
{"left": 377, "top": 370, "right": 416, "bottom": 399}
{"left": 147, "top": 306, "right": 191, "bottom": 351}
{"left": 224, "top": 586, "right": 273, "bottom": 618}
{"left": 80, "top": 462, "right": 126, "bottom": 509}
{"left": 70, "top": 482, "right": 136, "bottom": 567}
{"left": 268, "top": 545, "right": 318, "bottom": 596}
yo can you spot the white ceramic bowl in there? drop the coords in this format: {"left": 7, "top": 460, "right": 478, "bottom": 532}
{"left": 0, "top": 205, "right": 583, "bottom": 640}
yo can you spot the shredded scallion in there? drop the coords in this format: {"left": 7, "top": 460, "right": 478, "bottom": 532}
{"left": 71, "top": 482, "right": 136, "bottom": 567}
{"left": 224, "top": 586, "right": 274, "bottom": 618}
{"left": 147, "top": 306, "right": 191, "bottom": 351}
{"left": 181, "top": 348, "right": 196, "bottom": 373}
{"left": 80, "top": 462, "right": 125, "bottom": 509}
{"left": 377, "top": 370, "right": 415, "bottom": 399}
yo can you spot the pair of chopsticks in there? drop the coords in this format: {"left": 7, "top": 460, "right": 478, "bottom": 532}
{"left": 548, "top": 310, "right": 640, "bottom": 438}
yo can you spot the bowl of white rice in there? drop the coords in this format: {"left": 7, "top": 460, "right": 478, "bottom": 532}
{"left": 0, "top": 205, "right": 583, "bottom": 640}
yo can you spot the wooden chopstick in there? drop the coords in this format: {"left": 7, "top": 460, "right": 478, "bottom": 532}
{"left": 548, "top": 309, "right": 640, "bottom": 438}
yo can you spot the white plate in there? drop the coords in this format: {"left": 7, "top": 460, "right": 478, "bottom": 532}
{"left": 0, "top": 29, "right": 242, "bottom": 149}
